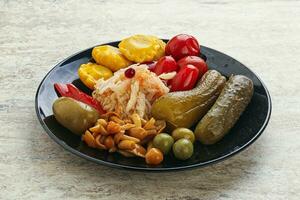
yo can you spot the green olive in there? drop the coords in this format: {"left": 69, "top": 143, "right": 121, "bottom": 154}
{"left": 171, "top": 128, "right": 195, "bottom": 143}
{"left": 153, "top": 133, "right": 174, "bottom": 155}
{"left": 52, "top": 97, "right": 99, "bottom": 135}
{"left": 172, "top": 138, "right": 193, "bottom": 160}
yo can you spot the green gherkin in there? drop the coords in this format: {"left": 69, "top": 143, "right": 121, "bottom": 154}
{"left": 151, "top": 70, "right": 226, "bottom": 131}
{"left": 195, "top": 75, "right": 254, "bottom": 145}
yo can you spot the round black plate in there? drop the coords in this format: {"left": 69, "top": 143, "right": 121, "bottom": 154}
{"left": 35, "top": 40, "right": 271, "bottom": 171}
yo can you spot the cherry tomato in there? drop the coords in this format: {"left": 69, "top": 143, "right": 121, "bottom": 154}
{"left": 165, "top": 34, "right": 200, "bottom": 60}
{"left": 170, "top": 64, "right": 199, "bottom": 92}
{"left": 177, "top": 56, "right": 208, "bottom": 78}
{"left": 145, "top": 148, "right": 164, "bottom": 165}
{"left": 152, "top": 56, "right": 178, "bottom": 75}
{"left": 144, "top": 61, "right": 157, "bottom": 72}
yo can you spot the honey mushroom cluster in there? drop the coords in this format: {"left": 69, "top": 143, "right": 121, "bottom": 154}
{"left": 82, "top": 112, "right": 166, "bottom": 158}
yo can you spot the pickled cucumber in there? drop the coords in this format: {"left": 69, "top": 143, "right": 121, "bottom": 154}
{"left": 195, "top": 75, "right": 254, "bottom": 145}
{"left": 151, "top": 70, "right": 226, "bottom": 130}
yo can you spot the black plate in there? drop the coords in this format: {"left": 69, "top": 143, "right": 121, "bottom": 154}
{"left": 35, "top": 40, "right": 271, "bottom": 171}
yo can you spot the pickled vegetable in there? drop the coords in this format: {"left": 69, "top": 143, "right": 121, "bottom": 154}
{"left": 54, "top": 83, "right": 105, "bottom": 114}
{"left": 195, "top": 75, "right": 254, "bottom": 144}
{"left": 78, "top": 62, "right": 113, "bottom": 89}
{"left": 92, "top": 45, "right": 132, "bottom": 72}
{"left": 177, "top": 56, "right": 208, "bottom": 78}
{"left": 171, "top": 128, "right": 195, "bottom": 143}
{"left": 151, "top": 70, "right": 226, "bottom": 130}
{"left": 170, "top": 64, "right": 199, "bottom": 92}
{"left": 53, "top": 97, "right": 99, "bottom": 135}
{"left": 152, "top": 37, "right": 166, "bottom": 61}
{"left": 153, "top": 133, "right": 174, "bottom": 155}
{"left": 119, "top": 34, "right": 165, "bottom": 63}
{"left": 173, "top": 138, "right": 193, "bottom": 160}
{"left": 165, "top": 34, "right": 200, "bottom": 60}
{"left": 152, "top": 56, "right": 178, "bottom": 76}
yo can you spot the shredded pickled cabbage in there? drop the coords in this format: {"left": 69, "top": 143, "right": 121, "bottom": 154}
{"left": 93, "top": 64, "right": 169, "bottom": 119}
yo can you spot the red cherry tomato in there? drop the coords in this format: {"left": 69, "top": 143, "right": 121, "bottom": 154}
{"left": 152, "top": 56, "right": 178, "bottom": 75}
{"left": 170, "top": 64, "right": 199, "bottom": 92}
{"left": 177, "top": 56, "right": 208, "bottom": 78}
{"left": 165, "top": 34, "right": 200, "bottom": 60}
{"left": 144, "top": 61, "right": 157, "bottom": 72}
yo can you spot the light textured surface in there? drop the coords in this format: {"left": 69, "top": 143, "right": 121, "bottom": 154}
{"left": 0, "top": 0, "right": 299, "bottom": 199}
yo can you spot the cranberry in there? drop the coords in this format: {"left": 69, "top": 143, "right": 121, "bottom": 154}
{"left": 125, "top": 68, "right": 135, "bottom": 78}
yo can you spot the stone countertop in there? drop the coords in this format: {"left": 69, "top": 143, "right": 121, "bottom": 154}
{"left": 0, "top": 0, "right": 299, "bottom": 199}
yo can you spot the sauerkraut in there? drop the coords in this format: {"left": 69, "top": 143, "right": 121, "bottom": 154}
{"left": 93, "top": 64, "right": 169, "bottom": 119}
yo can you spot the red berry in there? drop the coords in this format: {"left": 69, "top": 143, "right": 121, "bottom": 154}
{"left": 125, "top": 68, "right": 135, "bottom": 78}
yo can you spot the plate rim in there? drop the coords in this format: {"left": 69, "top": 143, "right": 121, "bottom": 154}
{"left": 35, "top": 41, "right": 272, "bottom": 172}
